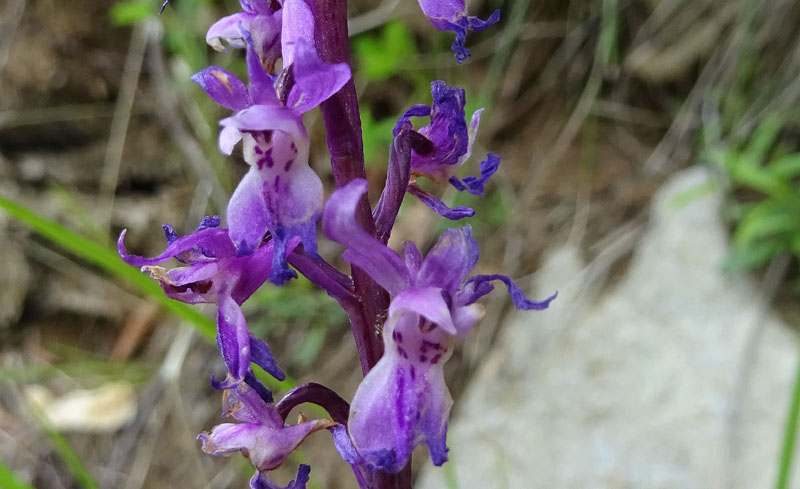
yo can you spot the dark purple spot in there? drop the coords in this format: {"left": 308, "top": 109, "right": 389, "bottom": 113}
{"left": 398, "top": 346, "right": 408, "bottom": 359}
{"left": 409, "top": 365, "right": 416, "bottom": 379}
{"left": 396, "top": 331, "right": 403, "bottom": 343}
{"left": 290, "top": 142, "right": 297, "bottom": 153}
{"left": 394, "top": 370, "right": 406, "bottom": 427}
{"left": 419, "top": 355, "right": 428, "bottom": 363}
{"left": 431, "top": 354, "right": 442, "bottom": 365}
{"left": 284, "top": 159, "right": 293, "bottom": 172}
{"left": 419, "top": 319, "right": 436, "bottom": 333}
{"left": 257, "top": 152, "right": 274, "bottom": 170}
{"left": 273, "top": 175, "right": 281, "bottom": 191}
{"left": 258, "top": 148, "right": 275, "bottom": 169}
{"left": 163, "top": 280, "right": 213, "bottom": 295}
{"left": 254, "top": 146, "right": 263, "bottom": 155}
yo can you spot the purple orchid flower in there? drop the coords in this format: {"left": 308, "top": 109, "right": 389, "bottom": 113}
{"left": 192, "top": 0, "right": 351, "bottom": 285}
{"left": 117, "top": 218, "right": 290, "bottom": 389}
{"left": 206, "top": 0, "right": 283, "bottom": 72}
{"left": 199, "top": 381, "right": 334, "bottom": 489}
{"left": 416, "top": 0, "right": 500, "bottom": 63}
{"left": 323, "top": 180, "right": 556, "bottom": 473}
{"left": 394, "top": 81, "right": 500, "bottom": 220}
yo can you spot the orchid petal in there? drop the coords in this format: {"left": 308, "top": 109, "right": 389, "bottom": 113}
{"left": 347, "top": 352, "right": 416, "bottom": 473}
{"left": 117, "top": 227, "right": 235, "bottom": 267}
{"left": 407, "top": 184, "right": 475, "bottom": 220}
{"left": 280, "top": 0, "right": 315, "bottom": 67}
{"left": 419, "top": 368, "right": 451, "bottom": 466}
{"left": 389, "top": 287, "right": 456, "bottom": 335}
{"left": 217, "top": 294, "right": 252, "bottom": 381}
{"left": 249, "top": 12, "right": 283, "bottom": 71}
{"left": 242, "top": 26, "right": 279, "bottom": 105}
{"left": 221, "top": 105, "right": 308, "bottom": 161}
{"left": 448, "top": 152, "right": 500, "bottom": 195}
{"left": 393, "top": 104, "right": 431, "bottom": 136}
{"left": 411, "top": 81, "right": 468, "bottom": 178}
{"left": 402, "top": 241, "right": 422, "bottom": 277}
{"left": 226, "top": 167, "right": 269, "bottom": 256}
{"left": 451, "top": 303, "right": 484, "bottom": 337}
{"left": 249, "top": 334, "right": 286, "bottom": 381}
{"left": 415, "top": 226, "right": 479, "bottom": 293}
{"left": 220, "top": 125, "right": 243, "bottom": 155}
{"left": 238, "top": 0, "right": 271, "bottom": 15}
{"left": 322, "top": 180, "right": 411, "bottom": 295}
{"left": 221, "top": 381, "right": 281, "bottom": 426}
{"left": 230, "top": 243, "right": 275, "bottom": 303}
{"left": 416, "top": 0, "right": 500, "bottom": 63}
{"left": 286, "top": 39, "right": 351, "bottom": 114}
{"left": 250, "top": 464, "right": 311, "bottom": 489}
{"left": 206, "top": 13, "right": 256, "bottom": 51}
{"left": 458, "top": 274, "right": 558, "bottom": 310}
{"left": 192, "top": 67, "right": 251, "bottom": 110}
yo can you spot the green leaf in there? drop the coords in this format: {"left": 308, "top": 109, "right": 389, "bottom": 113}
{"left": 360, "top": 108, "right": 396, "bottom": 164}
{"left": 0, "top": 461, "right": 36, "bottom": 489}
{"left": 353, "top": 21, "right": 416, "bottom": 81}
{"left": 724, "top": 241, "right": 780, "bottom": 271}
{"left": 0, "top": 195, "right": 216, "bottom": 341}
{"left": 769, "top": 154, "right": 800, "bottom": 180}
{"left": 744, "top": 115, "right": 782, "bottom": 165}
{"left": 667, "top": 179, "right": 718, "bottom": 210}
{"left": 734, "top": 201, "right": 795, "bottom": 246}
{"left": 109, "top": 1, "right": 153, "bottom": 26}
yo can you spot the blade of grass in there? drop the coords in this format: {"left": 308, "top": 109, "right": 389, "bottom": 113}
{"left": 0, "top": 194, "right": 215, "bottom": 341}
{"left": 28, "top": 404, "right": 100, "bottom": 489}
{"left": 0, "top": 360, "right": 152, "bottom": 386}
{"left": 0, "top": 460, "right": 36, "bottom": 489}
{"left": 775, "top": 352, "right": 800, "bottom": 489}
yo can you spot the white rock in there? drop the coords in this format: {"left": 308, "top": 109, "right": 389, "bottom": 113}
{"left": 25, "top": 381, "right": 137, "bottom": 432}
{"left": 417, "top": 167, "right": 799, "bottom": 489}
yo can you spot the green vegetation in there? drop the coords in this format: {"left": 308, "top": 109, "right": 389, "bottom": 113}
{"left": 0, "top": 461, "right": 37, "bottom": 489}
{"left": 707, "top": 117, "right": 800, "bottom": 273}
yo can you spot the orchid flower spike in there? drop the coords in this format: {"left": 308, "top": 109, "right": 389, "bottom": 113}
{"left": 323, "top": 180, "right": 556, "bottom": 473}
{"left": 416, "top": 0, "right": 500, "bottom": 63}
{"left": 117, "top": 217, "right": 289, "bottom": 388}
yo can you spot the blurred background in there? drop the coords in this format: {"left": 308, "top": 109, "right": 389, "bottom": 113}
{"left": 1, "top": 0, "right": 800, "bottom": 488}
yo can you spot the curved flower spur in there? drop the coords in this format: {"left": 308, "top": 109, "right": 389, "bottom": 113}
{"left": 324, "top": 180, "right": 556, "bottom": 473}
